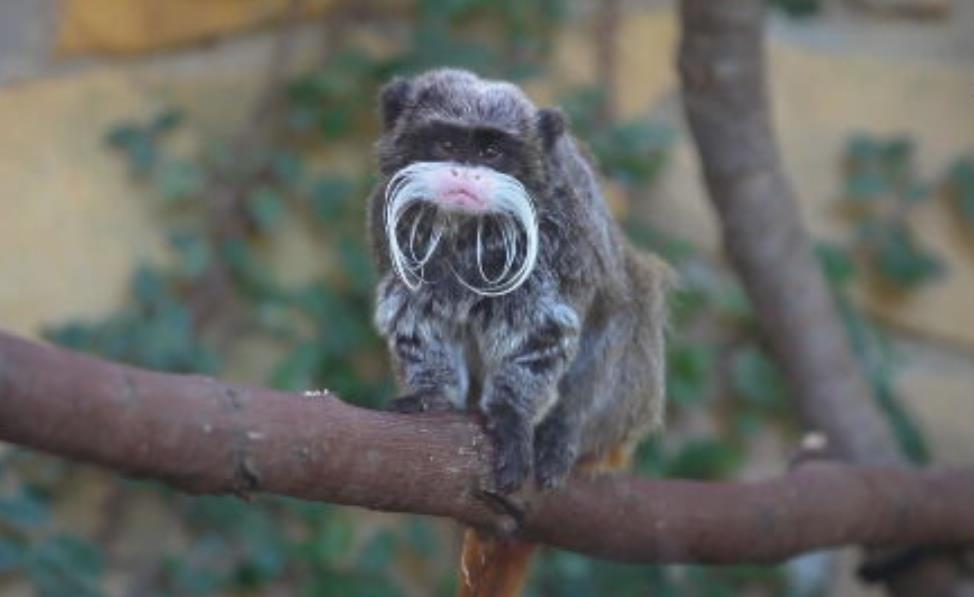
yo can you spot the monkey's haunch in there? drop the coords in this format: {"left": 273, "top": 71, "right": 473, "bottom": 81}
{"left": 384, "top": 161, "right": 539, "bottom": 297}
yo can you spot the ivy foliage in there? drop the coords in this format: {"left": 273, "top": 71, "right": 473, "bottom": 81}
{"left": 840, "top": 134, "right": 947, "bottom": 290}
{"left": 0, "top": 2, "right": 946, "bottom": 596}
{"left": 769, "top": 0, "right": 822, "bottom": 17}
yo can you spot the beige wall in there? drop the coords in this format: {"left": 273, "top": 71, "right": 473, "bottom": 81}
{"left": 0, "top": 2, "right": 972, "bottom": 456}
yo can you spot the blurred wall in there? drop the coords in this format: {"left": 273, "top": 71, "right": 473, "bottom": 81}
{"left": 1, "top": 0, "right": 972, "bottom": 457}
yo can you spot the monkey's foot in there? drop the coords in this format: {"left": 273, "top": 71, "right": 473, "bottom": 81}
{"left": 474, "top": 489, "right": 527, "bottom": 536}
{"left": 533, "top": 413, "right": 579, "bottom": 489}
{"left": 485, "top": 406, "right": 533, "bottom": 494}
{"left": 388, "top": 392, "right": 453, "bottom": 414}
{"left": 533, "top": 442, "right": 576, "bottom": 490}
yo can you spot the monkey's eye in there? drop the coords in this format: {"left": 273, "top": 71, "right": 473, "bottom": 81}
{"left": 432, "top": 139, "right": 455, "bottom": 159}
{"left": 480, "top": 144, "right": 503, "bottom": 162}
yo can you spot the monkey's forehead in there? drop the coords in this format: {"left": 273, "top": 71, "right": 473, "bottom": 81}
{"left": 406, "top": 70, "right": 537, "bottom": 135}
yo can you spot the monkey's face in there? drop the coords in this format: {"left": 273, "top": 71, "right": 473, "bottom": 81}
{"left": 382, "top": 160, "right": 539, "bottom": 296}
{"left": 374, "top": 69, "right": 568, "bottom": 296}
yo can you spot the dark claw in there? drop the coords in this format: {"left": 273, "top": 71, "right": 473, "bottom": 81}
{"left": 388, "top": 392, "right": 452, "bottom": 414}
{"left": 475, "top": 489, "right": 527, "bottom": 530}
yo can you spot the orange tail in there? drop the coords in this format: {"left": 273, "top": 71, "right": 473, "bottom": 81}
{"left": 459, "top": 528, "right": 536, "bottom": 597}
{"left": 456, "top": 445, "right": 636, "bottom": 597}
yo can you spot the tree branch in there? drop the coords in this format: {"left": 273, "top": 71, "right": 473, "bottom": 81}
{"left": 678, "top": 1, "right": 972, "bottom": 592}
{"left": 0, "top": 330, "right": 972, "bottom": 565}
{"left": 678, "top": 0, "right": 899, "bottom": 466}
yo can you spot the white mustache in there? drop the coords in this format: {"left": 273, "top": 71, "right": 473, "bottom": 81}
{"left": 383, "top": 161, "right": 539, "bottom": 297}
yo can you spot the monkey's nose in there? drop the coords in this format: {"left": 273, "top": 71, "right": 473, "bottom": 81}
{"left": 449, "top": 166, "right": 482, "bottom": 181}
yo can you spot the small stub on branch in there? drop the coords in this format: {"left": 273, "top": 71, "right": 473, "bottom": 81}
{"left": 789, "top": 431, "right": 832, "bottom": 469}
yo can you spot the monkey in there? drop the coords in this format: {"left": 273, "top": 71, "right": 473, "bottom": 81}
{"left": 367, "top": 68, "right": 672, "bottom": 596}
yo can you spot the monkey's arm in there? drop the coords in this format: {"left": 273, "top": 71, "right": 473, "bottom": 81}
{"left": 375, "top": 277, "right": 468, "bottom": 412}
{"left": 476, "top": 293, "right": 582, "bottom": 493}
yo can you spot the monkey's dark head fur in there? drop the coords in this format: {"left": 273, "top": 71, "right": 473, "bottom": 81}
{"left": 376, "top": 68, "right": 565, "bottom": 187}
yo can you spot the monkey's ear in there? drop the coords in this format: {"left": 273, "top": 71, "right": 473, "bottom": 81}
{"left": 537, "top": 107, "right": 567, "bottom": 148}
{"left": 379, "top": 77, "right": 412, "bottom": 131}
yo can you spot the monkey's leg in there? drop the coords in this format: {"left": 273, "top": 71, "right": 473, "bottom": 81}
{"left": 375, "top": 282, "right": 468, "bottom": 413}
{"left": 478, "top": 304, "right": 580, "bottom": 493}
{"left": 388, "top": 324, "right": 468, "bottom": 413}
{"left": 533, "top": 403, "right": 583, "bottom": 489}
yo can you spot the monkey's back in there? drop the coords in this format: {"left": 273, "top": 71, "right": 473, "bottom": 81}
{"left": 555, "top": 242, "right": 672, "bottom": 462}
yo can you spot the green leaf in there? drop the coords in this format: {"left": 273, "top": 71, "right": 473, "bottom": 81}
{"left": 357, "top": 531, "right": 397, "bottom": 573}
{"left": 163, "top": 538, "right": 229, "bottom": 594}
{"left": 769, "top": 0, "right": 821, "bottom": 16}
{"left": 712, "top": 283, "right": 753, "bottom": 320}
{"left": 882, "top": 136, "right": 914, "bottom": 174}
{"left": 592, "top": 121, "right": 673, "bottom": 185}
{"left": 131, "top": 266, "right": 167, "bottom": 306}
{"left": 151, "top": 108, "right": 184, "bottom": 133}
{"left": 667, "top": 344, "right": 715, "bottom": 406}
{"left": 902, "top": 180, "right": 931, "bottom": 204}
{"left": 845, "top": 134, "right": 881, "bottom": 162}
{"left": 0, "top": 490, "right": 50, "bottom": 530}
{"left": 624, "top": 223, "right": 697, "bottom": 263}
{"left": 310, "top": 177, "right": 356, "bottom": 221}
{"left": 845, "top": 169, "right": 890, "bottom": 201}
{"left": 270, "top": 343, "right": 322, "bottom": 391}
{"left": 27, "top": 535, "right": 104, "bottom": 597}
{"left": 874, "top": 225, "right": 945, "bottom": 289}
{"left": 815, "top": 242, "right": 857, "bottom": 288}
{"left": 634, "top": 438, "right": 667, "bottom": 477}
{"left": 874, "top": 378, "right": 931, "bottom": 464}
{"left": 730, "top": 346, "right": 787, "bottom": 412}
{"left": 339, "top": 236, "right": 376, "bottom": 294}
{"left": 155, "top": 160, "right": 204, "bottom": 202}
{"left": 314, "top": 517, "right": 354, "bottom": 567}
{"left": 403, "top": 520, "right": 438, "bottom": 554}
{"left": 0, "top": 538, "right": 26, "bottom": 574}
{"left": 104, "top": 124, "right": 143, "bottom": 149}
{"left": 305, "top": 572, "right": 401, "bottom": 597}
{"left": 947, "top": 157, "right": 974, "bottom": 226}
{"left": 271, "top": 149, "right": 305, "bottom": 187}
{"left": 169, "top": 231, "right": 212, "bottom": 279}
{"left": 247, "top": 187, "right": 285, "bottom": 231}
{"left": 665, "top": 439, "right": 742, "bottom": 480}
{"left": 223, "top": 240, "right": 284, "bottom": 300}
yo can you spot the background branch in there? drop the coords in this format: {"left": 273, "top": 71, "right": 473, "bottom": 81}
{"left": 0, "top": 331, "right": 972, "bottom": 567}
{"left": 678, "top": 0, "right": 899, "bottom": 465}
{"left": 678, "top": 0, "right": 972, "bottom": 593}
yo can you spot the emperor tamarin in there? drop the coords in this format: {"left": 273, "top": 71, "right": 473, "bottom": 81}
{"left": 369, "top": 68, "right": 672, "bottom": 493}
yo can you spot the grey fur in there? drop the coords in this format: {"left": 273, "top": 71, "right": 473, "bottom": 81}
{"left": 368, "top": 68, "right": 673, "bottom": 492}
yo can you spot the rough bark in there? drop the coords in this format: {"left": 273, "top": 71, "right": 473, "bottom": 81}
{"left": 0, "top": 331, "right": 972, "bottom": 566}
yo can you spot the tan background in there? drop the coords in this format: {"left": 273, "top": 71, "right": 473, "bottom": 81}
{"left": 2, "top": 0, "right": 971, "bottom": 454}
{"left": 0, "top": 1, "right": 972, "bottom": 593}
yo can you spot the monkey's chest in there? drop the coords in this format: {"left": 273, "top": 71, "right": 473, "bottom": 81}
{"left": 407, "top": 287, "right": 521, "bottom": 408}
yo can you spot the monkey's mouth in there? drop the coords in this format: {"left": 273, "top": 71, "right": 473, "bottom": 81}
{"left": 439, "top": 188, "right": 487, "bottom": 212}
{"left": 383, "top": 161, "right": 539, "bottom": 297}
